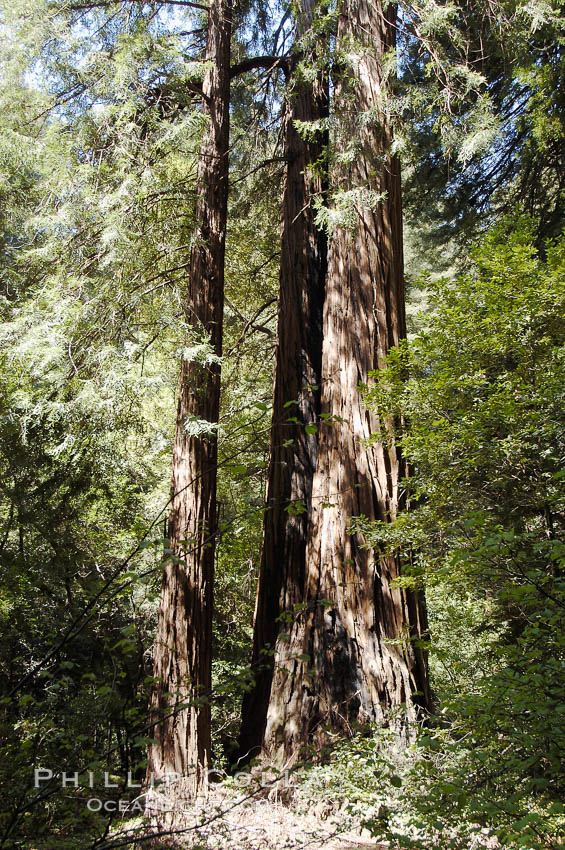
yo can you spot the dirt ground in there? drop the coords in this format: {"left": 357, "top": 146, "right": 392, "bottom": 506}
{"left": 130, "top": 781, "right": 387, "bottom": 849}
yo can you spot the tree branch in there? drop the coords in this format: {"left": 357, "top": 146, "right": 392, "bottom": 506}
{"left": 65, "top": 0, "right": 209, "bottom": 10}
{"left": 230, "top": 55, "right": 292, "bottom": 79}
{"left": 145, "top": 56, "right": 292, "bottom": 107}
{"left": 158, "top": 0, "right": 209, "bottom": 8}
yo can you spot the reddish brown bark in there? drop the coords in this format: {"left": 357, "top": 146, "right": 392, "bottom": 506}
{"left": 238, "top": 1, "right": 328, "bottom": 763}
{"left": 262, "top": 0, "right": 430, "bottom": 764}
{"left": 148, "top": 0, "right": 232, "bottom": 800}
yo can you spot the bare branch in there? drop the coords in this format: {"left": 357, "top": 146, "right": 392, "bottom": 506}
{"left": 230, "top": 54, "right": 292, "bottom": 79}
{"left": 65, "top": 0, "right": 209, "bottom": 11}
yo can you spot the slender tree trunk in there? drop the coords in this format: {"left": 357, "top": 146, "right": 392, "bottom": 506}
{"left": 238, "top": 0, "right": 328, "bottom": 763}
{"left": 262, "top": 0, "right": 430, "bottom": 764}
{"left": 148, "top": 0, "right": 232, "bottom": 801}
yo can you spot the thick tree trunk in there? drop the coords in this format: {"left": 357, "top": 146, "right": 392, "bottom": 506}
{"left": 148, "top": 0, "right": 232, "bottom": 802}
{"left": 238, "top": 1, "right": 328, "bottom": 763}
{"left": 262, "top": 0, "right": 430, "bottom": 764}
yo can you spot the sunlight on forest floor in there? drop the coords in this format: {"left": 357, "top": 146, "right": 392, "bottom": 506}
{"left": 112, "top": 783, "right": 388, "bottom": 849}
{"left": 110, "top": 780, "right": 504, "bottom": 850}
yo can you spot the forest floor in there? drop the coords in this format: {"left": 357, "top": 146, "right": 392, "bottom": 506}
{"left": 106, "top": 778, "right": 504, "bottom": 850}
{"left": 115, "top": 782, "right": 387, "bottom": 849}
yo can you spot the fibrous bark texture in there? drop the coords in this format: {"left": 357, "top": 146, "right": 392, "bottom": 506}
{"left": 238, "top": 0, "right": 328, "bottom": 763}
{"left": 148, "top": 0, "right": 232, "bottom": 801}
{"left": 262, "top": 0, "right": 430, "bottom": 764}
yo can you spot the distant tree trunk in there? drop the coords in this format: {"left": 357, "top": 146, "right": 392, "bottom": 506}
{"left": 148, "top": 0, "right": 232, "bottom": 801}
{"left": 262, "top": 0, "right": 430, "bottom": 763}
{"left": 238, "top": 0, "right": 328, "bottom": 763}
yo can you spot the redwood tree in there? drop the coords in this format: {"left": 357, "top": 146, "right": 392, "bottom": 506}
{"left": 261, "top": 0, "right": 430, "bottom": 763}
{"left": 148, "top": 0, "right": 232, "bottom": 799}
{"left": 238, "top": 0, "right": 328, "bottom": 762}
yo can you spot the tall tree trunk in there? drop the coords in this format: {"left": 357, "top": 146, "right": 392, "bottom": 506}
{"left": 238, "top": 0, "right": 328, "bottom": 763}
{"left": 148, "top": 0, "right": 232, "bottom": 801}
{"left": 262, "top": 0, "right": 430, "bottom": 764}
